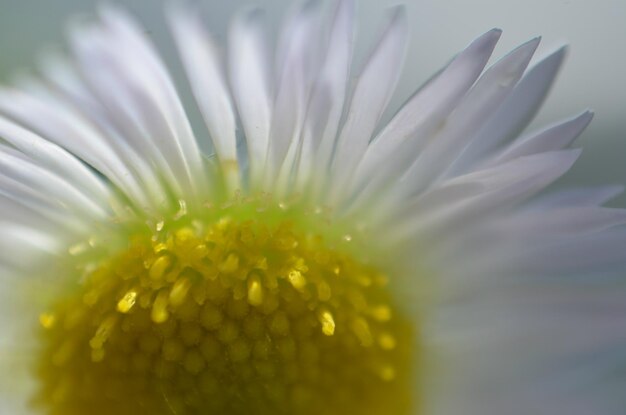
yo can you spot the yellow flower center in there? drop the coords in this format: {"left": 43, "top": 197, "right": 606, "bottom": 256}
{"left": 33, "top": 198, "right": 415, "bottom": 415}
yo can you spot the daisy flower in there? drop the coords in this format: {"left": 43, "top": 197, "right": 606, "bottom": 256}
{"left": 1, "top": 1, "right": 626, "bottom": 414}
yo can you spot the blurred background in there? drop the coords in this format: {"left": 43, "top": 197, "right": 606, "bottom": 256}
{"left": 0, "top": 0, "right": 624, "bottom": 203}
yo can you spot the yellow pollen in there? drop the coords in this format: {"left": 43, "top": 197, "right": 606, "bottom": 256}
{"left": 34, "top": 205, "right": 415, "bottom": 415}
{"left": 288, "top": 269, "right": 307, "bottom": 292}
{"left": 116, "top": 290, "right": 137, "bottom": 314}
{"left": 156, "top": 220, "right": 165, "bottom": 232}
{"left": 149, "top": 255, "right": 172, "bottom": 280}
{"left": 318, "top": 309, "right": 336, "bottom": 336}
{"left": 371, "top": 304, "right": 392, "bottom": 322}
{"left": 219, "top": 253, "right": 239, "bottom": 273}
{"left": 39, "top": 313, "right": 56, "bottom": 329}
{"left": 169, "top": 277, "right": 192, "bottom": 307}
{"left": 151, "top": 290, "right": 170, "bottom": 323}
{"left": 379, "top": 332, "right": 397, "bottom": 350}
{"left": 247, "top": 275, "right": 264, "bottom": 306}
{"left": 89, "top": 315, "right": 117, "bottom": 350}
{"left": 379, "top": 364, "right": 396, "bottom": 382}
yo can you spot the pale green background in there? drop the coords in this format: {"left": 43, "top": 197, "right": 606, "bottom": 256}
{"left": 0, "top": 0, "right": 624, "bottom": 203}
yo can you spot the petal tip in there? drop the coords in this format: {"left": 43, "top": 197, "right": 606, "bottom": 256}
{"left": 578, "top": 109, "right": 595, "bottom": 127}
{"left": 469, "top": 28, "right": 502, "bottom": 54}
{"left": 528, "top": 35, "right": 542, "bottom": 49}
{"left": 488, "top": 27, "right": 503, "bottom": 37}
{"left": 555, "top": 44, "right": 569, "bottom": 54}
{"left": 505, "top": 36, "right": 542, "bottom": 66}
{"left": 387, "top": 4, "right": 408, "bottom": 22}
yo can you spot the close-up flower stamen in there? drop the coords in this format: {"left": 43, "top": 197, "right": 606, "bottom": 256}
{"left": 1, "top": 0, "right": 625, "bottom": 414}
{"left": 33, "top": 196, "right": 415, "bottom": 415}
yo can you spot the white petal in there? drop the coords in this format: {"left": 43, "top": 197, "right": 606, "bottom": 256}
{"left": 0, "top": 223, "right": 61, "bottom": 257}
{"left": 0, "top": 191, "right": 78, "bottom": 235}
{"left": 487, "top": 110, "right": 592, "bottom": 165}
{"left": 388, "top": 149, "right": 580, "bottom": 241}
{"left": 72, "top": 5, "right": 207, "bottom": 200}
{"left": 504, "top": 229, "right": 626, "bottom": 275}
{"left": 0, "top": 84, "right": 153, "bottom": 209}
{"left": 400, "top": 37, "right": 540, "bottom": 197}
{"left": 38, "top": 52, "right": 102, "bottom": 114}
{"left": 448, "top": 46, "right": 568, "bottom": 175}
{"left": 65, "top": 27, "right": 182, "bottom": 199}
{"left": 228, "top": 7, "right": 272, "bottom": 180}
{"left": 267, "top": 0, "right": 326, "bottom": 186}
{"left": 350, "top": 29, "right": 502, "bottom": 196}
{"left": 168, "top": 3, "right": 238, "bottom": 164}
{"left": 0, "top": 147, "right": 109, "bottom": 219}
{"left": 326, "top": 6, "right": 408, "bottom": 203}
{"left": 36, "top": 57, "right": 169, "bottom": 210}
{"left": 302, "top": 0, "right": 355, "bottom": 186}
{"left": 428, "top": 282, "right": 626, "bottom": 415}
{"left": 100, "top": 5, "right": 207, "bottom": 190}
{"left": 528, "top": 185, "right": 624, "bottom": 208}
{"left": 492, "top": 207, "right": 626, "bottom": 236}
{"left": 0, "top": 174, "right": 87, "bottom": 234}
{"left": 0, "top": 115, "right": 112, "bottom": 208}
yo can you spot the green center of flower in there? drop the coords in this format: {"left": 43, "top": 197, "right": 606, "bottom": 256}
{"left": 34, "top": 198, "right": 415, "bottom": 415}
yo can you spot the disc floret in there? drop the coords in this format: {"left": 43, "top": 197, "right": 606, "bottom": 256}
{"left": 35, "top": 196, "right": 415, "bottom": 415}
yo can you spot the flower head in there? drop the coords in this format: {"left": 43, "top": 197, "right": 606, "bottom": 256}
{"left": 1, "top": 1, "right": 626, "bottom": 414}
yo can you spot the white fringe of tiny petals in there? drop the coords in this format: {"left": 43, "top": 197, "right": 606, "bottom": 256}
{"left": 0, "top": 1, "right": 626, "bottom": 414}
